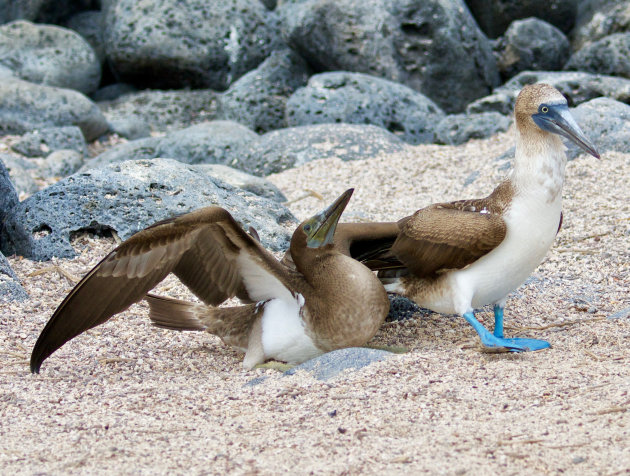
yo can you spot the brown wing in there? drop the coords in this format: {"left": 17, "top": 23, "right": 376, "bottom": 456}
{"left": 30, "top": 207, "right": 294, "bottom": 373}
{"left": 392, "top": 203, "right": 507, "bottom": 277}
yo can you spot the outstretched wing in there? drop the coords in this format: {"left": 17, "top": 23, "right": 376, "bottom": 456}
{"left": 30, "top": 207, "right": 293, "bottom": 372}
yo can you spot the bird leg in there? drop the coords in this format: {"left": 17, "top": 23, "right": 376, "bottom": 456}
{"left": 463, "top": 310, "right": 550, "bottom": 352}
{"left": 493, "top": 304, "right": 505, "bottom": 338}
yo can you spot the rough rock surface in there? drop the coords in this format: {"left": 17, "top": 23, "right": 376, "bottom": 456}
{"left": 565, "top": 32, "right": 630, "bottom": 78}
{"left": 11, "top": 126, "right": 88, "bottom": 158}
{"left": 38, "top": 149, "right": 84, "bottom": 178}
{"left": 569, "top": 97, "right": 630, "bottom": 159}
{"left": 466, "top": 0, "right": 578, "bottom": 38}
{"left": 0, "top": 160, "right": 19, "bottom": 227}
{"left": 104, "top": 0, "right": 280, "bottom": 90}
{"left": 0, "top": 79, "right": 109, "bottom": 140}
{"left": 1, "top": 159, "right": 297, "bottom": 260}
{"left": 0, "top": 0, "right": 96, "bottom": 28}
{"left": 467, "top": 71, "right": 630, "bottom": 115}
{"left": 82, "top": 121, "right": 259, "bottom": 171}
{"left": 99, "top": 89, "right": 220, "bottom": 133}
{"left": 0, "top": 153, "right": 39, "bottom": 197}
{"left": 0, "top": 251, "right": 28, "bottom": 302}
{"left": 572, "top": 0, "right": 630, "bottom": 50}
{"left": 286, "top": 72, "right": 445, "bottom": 145}
{"left": 435, "top": 112, "right": 511, "bottom": 146}
{"left": 279, "top": 0, "right": 499, "bottom": 113}
{"left": 495, "top": 18, "right": 570, "bottom": 79}
{"left": 218, "top": 49, "right": 312, "bottom": 133}
{"left": 65, "top": 10, "right": 106, "bottom": 64}
{"left": 193, "top": 164, "right": 287, "bottom": 202}
{"left": 235, "top": 123, "right": 408, "bottom": 176}
{"left": 0, "top": 20, "right": 101, "bottom": 95}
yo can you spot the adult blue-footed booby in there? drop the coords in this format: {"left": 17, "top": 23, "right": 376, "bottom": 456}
{"left": 30, "top": 189, "right": 390, "bottom": 373}
{"left": 341, "top": 84, "right": 600, "bottom": 352}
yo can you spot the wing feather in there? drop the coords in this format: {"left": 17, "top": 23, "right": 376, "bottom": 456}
{"left": 30, "top": 206, "right": 295, "bottom": 372}
{"left": 392, "top": 204, "right": 507, "bottom": 277}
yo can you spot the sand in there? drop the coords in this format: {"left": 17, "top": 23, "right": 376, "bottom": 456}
{"left": 1, "top": 129, "right": 629, "bottom": 475}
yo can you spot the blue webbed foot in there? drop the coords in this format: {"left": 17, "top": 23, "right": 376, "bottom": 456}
{"left": 463, "top": 310, "right": 550, "bottom": 353}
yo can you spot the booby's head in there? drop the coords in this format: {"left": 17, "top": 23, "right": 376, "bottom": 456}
{"left": 515, "top": 84, "right": 600, "bottom": 159}
{"left": 292, "top": 188, "right": 353, "bottom": 251}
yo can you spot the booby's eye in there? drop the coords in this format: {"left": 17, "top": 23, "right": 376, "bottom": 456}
{"left": 541, "top": 106, "right": 549, "bottom": 113}
{"left": 303, "top": 224, "right": 312, "bottom": 233}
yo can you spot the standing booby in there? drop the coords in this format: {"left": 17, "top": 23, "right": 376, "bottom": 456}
{"left": 339, "top": 84, "right": 600, "bottom": 351}
{"left": 30, "top": 189, "right": 390, "bottom": 373}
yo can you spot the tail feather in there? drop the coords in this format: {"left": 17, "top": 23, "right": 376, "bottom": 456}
{"left": 145, "top": 293, "right": 209, "bottom": 331}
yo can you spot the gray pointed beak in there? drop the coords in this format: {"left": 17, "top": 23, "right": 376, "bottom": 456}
{"left": 305, "top": 188, "right": 353, "bottom": 248}
{"left": 533, "top": 104, "right": 600, "bottom": 159}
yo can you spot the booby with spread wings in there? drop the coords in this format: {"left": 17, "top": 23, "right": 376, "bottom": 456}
{"left": 30, "top": 189, "right": 390, "bottom": 372}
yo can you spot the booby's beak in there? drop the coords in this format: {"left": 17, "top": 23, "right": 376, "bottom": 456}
{"left": 532, "top": 104, "right": 600, "bottom": 159}
{"left": 304, "top": 188, "right": 354, "bottom": 248}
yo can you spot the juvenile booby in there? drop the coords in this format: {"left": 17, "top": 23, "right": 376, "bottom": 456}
{"left": 339, "top": 84, "right": 600, "bottom": 351}
{"left": 30, "top": 189, "right": 390, "bottom": 373}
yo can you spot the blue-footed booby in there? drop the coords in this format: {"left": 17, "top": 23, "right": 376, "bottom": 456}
{"left": 338, "top": 84, "right": 600, "bottom": 352}
{"left": 30, "top": 189, "right": 390, "bottom": 373}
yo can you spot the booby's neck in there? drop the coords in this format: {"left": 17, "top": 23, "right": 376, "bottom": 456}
{"left": 510, "top": 127, "right": 567, "bottom": 203}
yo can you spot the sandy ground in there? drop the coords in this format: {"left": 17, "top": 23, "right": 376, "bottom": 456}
{"left": 1, "top": 129, "right": 629, "bottom": 475}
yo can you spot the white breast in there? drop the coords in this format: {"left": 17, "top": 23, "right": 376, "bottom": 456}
{"left": 460, "top": 192, "right": 562, "bottom": 310}
{"left": 260, "top": 294, "right": 322, "bottom": 365}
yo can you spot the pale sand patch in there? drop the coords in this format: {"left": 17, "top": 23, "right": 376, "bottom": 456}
{"left": 1, "top": 130, "right": 629, "bottom": 475}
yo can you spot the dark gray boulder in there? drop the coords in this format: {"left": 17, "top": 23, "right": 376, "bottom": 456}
{"left": 104, "top": 0, "right": 281, "bottom": 90}
{"left": 572, "top": 0, "right": 630, "bottom": 51}
{"left": 92, "top": 83, "right": 138, "bottom": 102}
{"left": 286, "top": 72, "right": 445, "bottom": 145}
{"left": 65, "top": 10, "right": 106, "bottom": 64}
{"left": 155, "top": 122, "right": 259, "bottom": 167}
{"left": 284, "top": 347, "right": 394, "bottom": 381}
{"left": 80, "top": 137, "right": 160, "bottom": 172}
{"left": 82, "top": 121, "right": 259, "bottom": 171}
{"left": 39, "top": 150, "right": 84, "bottom": 178}
{"left": 1, "top": 159, "right": 297, "bottom": 260}
{"left": 435, "top": 112, "right": 511, "bottom": 146}
{"left": 0, "top": 159, "right": 33, "bottom": 265}
{"left": 0, "top": 0, "right": 42, "bottom": 23}
{"left": 466, "top": 92, "right": 516, "bottom": 115}
{"left": 107, "top": 117, "right": 152, "bottom": 140}
{"left": 0, "top": 79, "right": 109, "bottom": 141}
{"left": 569, "top": 97, "right": 630, "bottom": 159}
{"left": 469, "top": 71, "right": 630, "bottom": 114}
{"left": 0, "top": 0, "right": 96, "bottom": 25}
{"left": 193, "top": 164, "right": 287, "bottom": 202}
{"left": 99, "top": 89, "right": 220, "bottom": 133}
{"left": 11, "top": 126, "right": 88, "bottom": 158}
{"left": 0, "top": 153, "right": 39, "bottom": 197}
{"left": 466, "top": 0, "right": 578, "bottom": 38}
{"left": 235, "top": 123, "right": 407, "bottom": 176}
{"left": 279, "top": 0, "right": 499, "bottom": 113}
{"left": 0, "top": 251, "right": 28, "bottom": 302}
{"left": 0, "top": 159, "right": 19, "bottom": 229}
{"left": 495, "top": 18, "right": 570, "bottom": 79}
{"left": 0, "top": 21, "right": 101, "bottom": 95}
{"left": 218, "top": 49, "right": 312, "bottom": 133}
{"left": 565, "top": 33, "right": 630, "bottom": 79}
